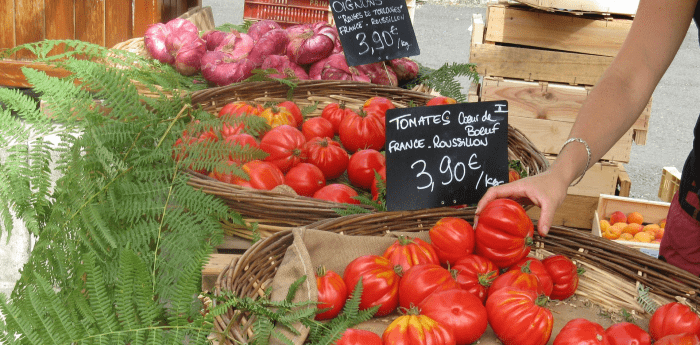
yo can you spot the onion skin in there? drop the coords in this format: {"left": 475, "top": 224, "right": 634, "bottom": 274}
{"left": 248, "top": 19, "right": 283, "bottom": 42}
{"left": 389, "top": 57, "right": 420, "bottom": 81}
{"left": 309, "top": 54, "right": 370, "bottom": 82}
{"left": 248, "top": 29, "right": 289, "bottom": 67}
{"left": 356, "top": 62, "right": 398, "bottom": 86}
{"left": 201, "top": 51, "right": 256, "bottom": 86}
{"left": 144, "top": 23, "right": 174, "bottom": 64}
{"left": 286, "top": 22, "right": 337, "bottom": 65}
{"left": 164, "top": 18, "right": 200, "bottom": 58}
{"left": 202, "top": 30, "right": 228, "bottom": 51}
{"left": 174, "top": 37, "right": 206, "bottom": 76}
{"left": 261, "top": 55, "right": 309, "bottom": 80}
{"left": 216, "top": 31, "right": 255, "bottom": 61}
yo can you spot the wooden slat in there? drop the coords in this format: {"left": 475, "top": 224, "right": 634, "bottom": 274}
{"left": 486, "top": 5, "right": 632, "bottom": 58}
{"left": 515, "top": 0, "right": 640, "bottom": 16}
{"left": 134, "top": 0, "right": 161, "bottom": 38}
{"left": 542, "top": 155, "right": 620, "bottom": 197}
{"left": 14, "top": 0, "right": 45, "bottom": 60}
{"left": 527, "top": 193, "right": 600, "bottom": 229}
{"left": 105, "top": 0, "right": 132, "bottom": 48}
{"left": 45, "top": 0, "right": 75, "bottom": 55}
{"left": 0, "top": 60, "right": 71, "bottom": 88}
{"left": 470, "top": 43, "right": 613, "bottom": 86}
{"left": 202, "top": 253, "right": 240, "bottom": 292}
{"left": 508, "top": 116, "right": 634, "bottom": 162}
{"left": 617, "top": 163, "right": 632, "bottom": 197}
{"left": 75, "top": 0, "right": 105, "bottom": 46}
{"left": 0, "top": 0, "right": 15, "bottom": 56}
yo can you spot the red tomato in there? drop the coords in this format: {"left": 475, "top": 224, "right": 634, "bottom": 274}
{"left": 542, "top": 254, "right": 579, "bottom": 301}
{"left": 304, "top": 137, "right": 349, "bottom": 180}
{"left": 260, "top": 106, "right": 297, "bottom": 128}
{"left": 398, "top": 263, "right": 460, "bottom": 309}
{"left": 321, "top": 103, "right": 355, "bottom": 135}
{"left": 426, "top": 96, "right": 457, "bottom": 106}
{"left": 382, "top": 236, "right": 440, "bottom": 272}
{"left": 418, "top": 289, "right": 488, "bottom": 345}
{"left": 277, "top": 101, "right": 303, "bottom": 128}
{"left": 260, "top": 125, "right": 307, "bottom": 173}
{"left": 509, "top": 257, "right": 553, "bottom": 297}
{"left": 313, "top": 184, "right": 360, "bottom": 204}
{"left": 221, "top": 121, "right": 246, "bottom": 137}
{"left": 347, "top": 149, "right": 385, "bottom": 190}
{"left": 231, "top": 160, "right": 284, "bottom": 190}
{"left": 382, "top": 312, "right": 456, "bottom": 345}
{"left": 335, "top": 329, "right": 382, "bottom": 345}
{"left": 208, "top": 159, "right": 237, "bottom": 184}
{"left": 452, "top": 254, "right": 499, "bottom": 303}
{"left": 488, "top": 260, "right": 545, "bottom": 297}
{"left": 509, "top": 168, "right": 521, "bottom": 183}
{"left": 429, "top": 217, "right": 475, "bottom": 266}
{"left": 284, "top": 163, "right": 326, "bottom": 197}
{"left": 486, "top": 287, "right": 553, "bottom": 345}
{"left": 475, "top": 198, "right": 534, "bottom": 268}
{"left": 338, "top": 110, "right": 385, "bottom": 153}
{"left": 315, "top": 266, "right": 347, "bottom": 321}
{"left": 343, "top": 255, "right": 400, "bottom": 316}
{"left": 654, "top": 333, "right": 700, "bottom": 345}
{"left": 302, "top": 117, "right": 335, "bottom": 141}
{"left": 363, "top": 96, "right": 395, "bottom": 123}
{"left": 218, "top": 101, "right": 263, "bottom": 119}
{"left": 370, "top": 165, "right": 386, "bottom": 201}
{"left": 224, "top": 133, "right": 259, "bottom": 164}
{"left": 553, "top": 319, "right": 608, "bottom": 345}
{"left": 649, "top": 302, "right": 700, "bottom": 341}
{"left": 605, "top": 322, "right": 651, "bottom": 345}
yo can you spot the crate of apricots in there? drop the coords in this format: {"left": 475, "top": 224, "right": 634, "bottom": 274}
{"left": 592, "top": 194, "right": 670, "bottom": 252}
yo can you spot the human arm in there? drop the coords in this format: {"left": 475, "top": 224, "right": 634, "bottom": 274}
{"left": 476, "top": 0, "right": 699, "bottom": 236}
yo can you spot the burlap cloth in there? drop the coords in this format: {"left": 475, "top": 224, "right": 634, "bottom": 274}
{"left": 269, "top": 227, "right": 645, "bottom": 345}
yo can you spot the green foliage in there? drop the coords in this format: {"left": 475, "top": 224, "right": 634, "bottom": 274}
{"left": 637, "top": 284, "right": 661, "bottom": 314}
{"left": 410, "top": 62, "right": 480, "bottom": 102}
{"left": 0, "top": 41, "right": 244, "bottom": 344}
{"left": 509, "top": 159, "right": 527, "bottom": 179}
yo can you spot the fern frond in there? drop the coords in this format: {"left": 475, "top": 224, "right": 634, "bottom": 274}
{"left": 410, "top": 62, "right": 479, "bottom": 102}
{"left": 637, "top": 284, "right": 661, "bottom": 314}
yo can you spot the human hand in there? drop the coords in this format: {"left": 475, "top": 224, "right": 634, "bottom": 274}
{"left": 475, "top": 169, "right": 570, "bottom": 236}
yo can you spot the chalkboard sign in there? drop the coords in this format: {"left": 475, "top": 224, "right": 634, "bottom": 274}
{"left": 384, "top": 101, "right": 509, "bottom": 211}
{"left": 329, "top": 0, "right": 420, "bottom": 66}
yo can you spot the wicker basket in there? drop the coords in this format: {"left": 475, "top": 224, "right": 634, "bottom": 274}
{"left": 210, "top": 214, "right": 700, "bottom": 345}
{"left": 186, "top": 80, "right": 549, "bottom": 241}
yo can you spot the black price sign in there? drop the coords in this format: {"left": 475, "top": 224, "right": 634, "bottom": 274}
{"left": 330, "top": 0, "right": 420, "bottom": 66}
{"left": 384, "top": 101, "right": 509, "bottom": 211}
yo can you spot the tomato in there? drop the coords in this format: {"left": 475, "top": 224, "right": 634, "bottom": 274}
{"left": 371, "top": 165, "right": 386, "bottom": 201}
{"left": 474, "top": 198, "right": 534, "bottom": 268}
{"left": 321, "top": 103, "right": 355, "bottom": 135}
{"left": 315, "top": 266, "right": 347, "bottom": 320}
{"left": 509, "top": 168, "right": 521, "bottom": 183}
{"left": 260, "top": 125, "right": 307, "bottom": 173}
{"left": 605, "top": 322, "right": 651, "bottom": 345}
{"left": 284, "top": 163, "right": 326, "bottom": 197}
{"left": 649, "top": 302, "right": 700, "bottom": 341}
{"left": 488, "top": 260, "right": 545, "bottom": 297}
{"left": 426, "top": 96, "right": 457, "bottom": 106}
{"left": 343, "top": 255, "right": 400, "bottom": 316}
{"left": 347, "top": 149, "right": 385, "bottom": 190}
{"left": 452, "top": 254, "right": 499, "bottom": 303}
{"left": 429, "top": 217, "right": 475, "bottom": 266}
{"left": 303, "top": 137, "right": 349, "bottom": 180}
{"left": 363, "top": 96, "right": 394, "bottom": 123}
{"left": 335, "top": 329, "right": 382, "bottom": 345}
{"left": 313, "top": 184, "right": 360, "bottom": 204}
{"left": 509, "top": 257, "right": 553, "bottom": 297}
{"left": 418, "top": 289, "right": 488, "bottom": 345}
{"left": 209, "top": 159, "right": 237, "bottom": 184}
{"left": 382, "top": 310, "right": 456, "bottom": 345}
{"left": 383, "top": 236, "right": 440, "bottom": 272}
{"left": 218, "top": 101, "right": 263, "bottom": 119}
{"left": 338, "top": 110, "right": 385, "bottom": 153}
{"left": 654, "top": 333, "right": 700, "bottom": 345}
{"left": 553, "top": 319, "right": 608, "bottom": 345}
{"left": 260, "top": 106, "right": 297, "bottom": 128}
{"left": 398, "top": 263, "right": 460, "bottom": 309}
{"left": 541, "top": 254, "right": 579, "bottom": 300}
{"left": 221, "top": 121, "right": 246, "bottom": 137}
{"left": 486, "top": 287, "right": 553, "bottom": 345}
{"left": 277, "top": 101, "right": 303, "bottom": 128}
{"left": 224, "top": 133, "right": 259, "bottom": 164}
{"left": 302, "top": 117, "right": 335, "bottom": 142}
{"left": 231, "top": 160, "right": 284, "bottom": 190}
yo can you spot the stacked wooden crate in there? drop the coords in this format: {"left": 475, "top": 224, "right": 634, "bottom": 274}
{"left": 470, "top": 0, "right": 646, "bottom": 229}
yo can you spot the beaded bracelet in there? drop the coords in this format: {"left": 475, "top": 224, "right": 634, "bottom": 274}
{"left": 561, "top": 137, "right": 591, "bottom": 186}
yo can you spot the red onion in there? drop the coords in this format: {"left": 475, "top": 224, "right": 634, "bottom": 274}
{"left": 248, "top": 29, "right": 289, "bottom": 66}
{"left": 202, "top": 30, "right": 228, "bottom": 51}
{"left": 164, "top": 18, "right": 200, "bottom": 56}
{"left": 247, "top": 20, "right": 283, "bottom": 42}
{"left": 144, "top": 23, "right": 174, "bottom": 64}
{"left": 174, "top": 37, "right": 206, "bottom": 76}
{"left": 389, "top": 57, "right": 420, "bottom": 81}
{"left": 261, "top": 55, "right": 309, "bottom": 80}
{"left": 308, "top": 53, "right": 370, "bottom": 82}
{"left": 201, "top": 51, "right": 256, "bottom": 86}
{"left": 216, "top": 31, "right": 255, "bottom": 61}
{"left": 331, "top": 26, "right": 344, "bottom": 54}
{"left": 286, "top": 22, "right": 337, "bottom": 65}
{"left": 356, "top": 62, "right": 398, "bottom": 86}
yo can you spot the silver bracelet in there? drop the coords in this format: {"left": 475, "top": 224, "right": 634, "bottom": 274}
{"left": 560, "top": 137, "right": 591, "bottom": 186}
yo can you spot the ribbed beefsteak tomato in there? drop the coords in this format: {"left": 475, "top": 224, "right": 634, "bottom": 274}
{"left": 452, "top": 254, "right": 499, "bottom": 303}
{"left": 259, "top": 125, "right": 307, "bottom": 173}
{"left": 347, "top": 149, "right": 385, "bottom": 190}
{"left": 429, "top": 217, "right": 475, "bottom": 266}
{"left": 284, "top": 163, "right": 326, "bottom": 197}
{"left": 339, "top": 110, "right": 385, "bottom": 153}
{"left": 553, "top": 318, "right": 608, "bottom": 345}
{"left": 654, "top": 333, "right": 700, "bottom": 345}
{"left": 303, "top": 137, "right": 349, "bottom": 180}
{"left": 542, "top": 254, "right": 579, "bottom": 300}
{"left": 277, "top": 101, "right": 303, "bottom": 128}
{"left": 336, "top": 328, "right": 382, "bottom": 345}
{"left": 605, "top": 322, "right": 651, "bottom": 345}
{"left": 649, "top": 302, "right": 700, "bottom": 341}
{"left": 488, "top": 260, "right": 545, "bottom": 297}
{"left": 315, "top": 266, "right": 347, "bottom": 320}
{"left": 418, "top": 289, "right": 488, "bottom": 345}
{"left": 313, "top": 184, "right": 360, "bottom": 204}
{"left": 383, "top": 236, "right": 439, "bottom": 272}
{"left": 230, "top": 160, "right": 284, "bottom": 190}
{"left": 398, "top": 263, "right": 460, "bottom": 309}
{"left": 509, "top": 257, "right": 554, "bottom": 297}
{"left": 475, "top": 198, "right": 534, "bottom": 268}
{"left": 486, "top": 287, "right": 553, "bottom": 345}
{"left": 321, "top": 103, "right": 355, "bottom": 135}
{"left": 343, "top": 255, "right": 400, "bottom": 316}
{"left": 302, "top": 117, "right": 334, "bottom": 141}
{"left": 382, "top": 311, "right": 456, "bottom": 345}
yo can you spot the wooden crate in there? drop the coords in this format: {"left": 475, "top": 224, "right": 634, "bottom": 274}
{"left": 591, "top": 194, "right": 669, "bottom": 250}
{"left": 511, "top": 0, "right": 640, "bottom": 16}
{"left": 658, "top": 166, "right": 681, "bottom": 202}
{"left": 202, "top": 253, "right": 240, "bottom": 292}
{"left": 526, "top": 159, "right": 631, "bottom": 229}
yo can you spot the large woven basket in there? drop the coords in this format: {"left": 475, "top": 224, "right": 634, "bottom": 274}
{"left": 186, "top": 80, "right": 549, "bottom": 241}
{"left": 211, "top": 213, "right": 700, "bottom": 344}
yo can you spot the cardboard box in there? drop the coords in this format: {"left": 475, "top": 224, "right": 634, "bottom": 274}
{"left": 591, "top": 194, "right": 669, "bottom": 250}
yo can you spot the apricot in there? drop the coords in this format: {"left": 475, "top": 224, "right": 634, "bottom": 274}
{"left": 659, "top": 218, "right": 666, "bottom": 228}
{"left": 654, "top": 227, "right": 665, "bottom": 239}
{"left": 627, "top": 211, "right": 644, "bottom": 225}
{"left": 622, "top": 223, "right": 643, "bottom": 236}
{"left": 604, "top": 225, "right": 622, "bottom": 240}
{"left": 600, "top": 220, "right": 611, "bottom": 233}
{"left": 609, "top": 211, "right": 627, "bottom": 225}
{"left": 634, "top": 231, "right": 654, "bottom": 243}
{"left": 619, "top": 233, "right": 634, "bottom": 241}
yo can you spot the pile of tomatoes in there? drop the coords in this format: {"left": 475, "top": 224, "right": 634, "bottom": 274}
{"left": 172, "top": 95, "right": 459, "bottom": 203}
